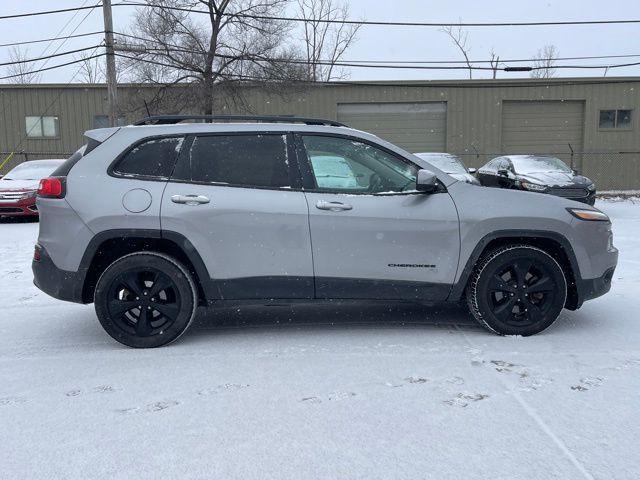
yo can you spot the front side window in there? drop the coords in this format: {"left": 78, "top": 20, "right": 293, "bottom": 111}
{"left": 301, "top": 135, "right": 418, "bottom": 194}
{"left": 114, "top": 137, "right": 183, "bottom": 178}
{"left": 25, "top": 116, "right": 59, "bottom": 138}
{"left": 183, "top": 134, "right": 291, "bottom": 188}
{"left": 599, "top": 109, "right": 633, "bottom": 129}
{"left": 497, "top": 159, "right": 512, "bottom": 171}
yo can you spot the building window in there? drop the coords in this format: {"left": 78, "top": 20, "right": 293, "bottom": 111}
{"left": 93, "top": 115, "right": 126, "bottom": 128}
{"left": 599, "top": 109, "right": 632, "bottom": 129}
{"left": 25, "top": 116, "right": 59, "bottom": 138}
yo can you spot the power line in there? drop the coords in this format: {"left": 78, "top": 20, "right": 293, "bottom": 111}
{"left": 0, "top": 53, "right": 105, "bottom": 81}
{"left": 33, "top": 1, "right": 103, "bottom": 74}
{"left": 4, "top": 2, "right": 640, "bottom": 28}
{"left": 116, "top": 1, "right": 640, "bottom": 28}
{"left": 116, "top": 42, "right": 640, "bottom": 72}
{"left": 0, "top": 45, "right": 103, "bottom": 68}
{"left": 0, "top": 4, "right": 105, "bottom": 21}
{"left": 113, "top": 53, "right": 640, "bottom": 84}
{"left": 36, "top": 0, "right": 92, "bottom": 61}
{"left": 114, "top": 31, "right": 640, "bottom": 66}
{"left": 328, "top": 53, "right": 640, "bottom": 65}
{"left": 0, "top": 31, "right": 103, "bottom": 49}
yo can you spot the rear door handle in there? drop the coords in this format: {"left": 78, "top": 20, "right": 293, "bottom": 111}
{"left": 171, "top": 194, "right": 210, "bottom": 205}
{"left": 315, "top": 200, "right": 353, "bottom": 211}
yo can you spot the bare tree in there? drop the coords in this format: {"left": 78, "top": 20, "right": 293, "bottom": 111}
{"left": 489, "top": 48, "right": 500, "bottom": 79}
{"left": 5, "top": 47, "right": 41, "bottom": 83}
{"left": 441, "top": 24, "right": 473, "bottom": 79}
{"left": 120, "top": 0, "right": 307, "bottom": 114}
{"left": 530, "top": 44, "right": 558, "bottom": 78}
{"left": 297, "top": 0, "right": 360, "bottom": 81}
{"left": 75, "top": 50, "right": 104, "bottom": 83}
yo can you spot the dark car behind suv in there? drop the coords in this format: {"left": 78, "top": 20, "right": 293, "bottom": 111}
{"left": 477, "top": 155, "right": 596, "bottom": 205}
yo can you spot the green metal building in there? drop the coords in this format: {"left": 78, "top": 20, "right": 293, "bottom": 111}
{"left": 1, "top": 77, "right": 638, "bottom": 190}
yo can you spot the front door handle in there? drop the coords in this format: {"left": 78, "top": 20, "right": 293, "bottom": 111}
{"left": 171, "top": 194, "right": 210, "bottom": 205}
{"left": 316, "top": 200, "right": 353, "bottom": 211}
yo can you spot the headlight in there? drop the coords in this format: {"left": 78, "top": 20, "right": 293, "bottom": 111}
{"left": 567, "top": 208, "right": 610, "bottom": 222}
{"left": 521, "top": 181, "right": 547, "bottom": 192}
{"left": 20, "top": 191, "right": 37, "bottom": 199}
{"left": 587, "top": 184, "right": 596, "bottom": 191}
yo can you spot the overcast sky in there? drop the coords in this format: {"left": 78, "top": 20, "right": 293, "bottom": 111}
{"left": 1, "top": 0, "right": 639, "bottom": 83}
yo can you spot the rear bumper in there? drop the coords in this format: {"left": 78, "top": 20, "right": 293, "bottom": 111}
{"left": 0, "top": 197, "right": 38, "bottom": 216}
{"left": 32, "top": 245, "right": 87, "bottom": 304}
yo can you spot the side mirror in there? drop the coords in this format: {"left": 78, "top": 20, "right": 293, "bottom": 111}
{"left": 416, "top": 169, "right": 439, "bottom": 193}
{"left": 497, "top": 168, "right": 509, "bottom": 177}
{"left": 467, "top": 167, "right": 477, "bottom": 175}
{"left": 572, "top": 168, "right": 580, "bottom": 176}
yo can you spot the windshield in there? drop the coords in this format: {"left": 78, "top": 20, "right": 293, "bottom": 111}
{"left": 511, "top": 156, "right": 572, "bottom": 174}
{"left": 4, "top": 161, "right": 62, "bottom": 180}
{"left": 415, "top": 153, "right": 468, "bottom": 174}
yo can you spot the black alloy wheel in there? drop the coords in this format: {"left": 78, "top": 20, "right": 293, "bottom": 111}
{"left": 467, "top": 245, "right": 567, "bottom": 336}
{"left": 94, "top": 252, "right": 197, "bottom": 348}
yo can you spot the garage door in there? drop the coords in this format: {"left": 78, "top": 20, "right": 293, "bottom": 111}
{"left": 337, "top": 102, "right": 447, "bottom": 153}
{"left": 501, "top": 100, "right": 584, "bottom": 162}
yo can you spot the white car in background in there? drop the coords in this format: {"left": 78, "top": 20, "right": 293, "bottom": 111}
{"left": 414, "top": 152, "right": 480, "bottom": 185}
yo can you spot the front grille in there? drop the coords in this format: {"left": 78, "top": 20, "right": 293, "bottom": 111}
{"left": 0, "top": 192, "right": 25, "bottom": 201}
{"left": 0, "top": 207, "right": 22, "bottom": 213}
{"left": 547, "top": 187, "right": 590, "bottom": 199}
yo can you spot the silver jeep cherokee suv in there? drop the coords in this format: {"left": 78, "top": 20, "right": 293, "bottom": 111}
{"left": 32, "top": 115, "right": 618, "bottom": 348}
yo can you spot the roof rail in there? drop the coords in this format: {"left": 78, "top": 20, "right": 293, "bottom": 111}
{"left": 132, "top": 115, "right": 347, "bottom": 127}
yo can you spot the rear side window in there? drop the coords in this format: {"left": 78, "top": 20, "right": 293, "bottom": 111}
{"left": 114, "top": 137, "right": 183, "bottom": 178}
{"left": 179, "top": 134, "right": 291, "bottom": 188}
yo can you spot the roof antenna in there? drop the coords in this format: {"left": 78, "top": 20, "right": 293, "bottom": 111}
{"left": 143, "top": 99, "right": 152, "bottom": 118}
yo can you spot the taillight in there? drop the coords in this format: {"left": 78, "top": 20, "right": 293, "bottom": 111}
{"left": 38, "top": 177, "right": 66, "bottom": 198}
{"left": 33, "top": 244, "right": 42, "bottom": 262}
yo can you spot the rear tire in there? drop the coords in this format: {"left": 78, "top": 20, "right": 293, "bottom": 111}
{"left": 466, "top": 245, "right": 567, "bottom": 336}
{"left": 94, "top": 252, "right": 197, "bottom": 348}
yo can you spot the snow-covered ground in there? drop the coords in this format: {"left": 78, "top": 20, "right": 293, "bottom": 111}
{"left": 2, "top": 200, "right": 639, "bottom": 480}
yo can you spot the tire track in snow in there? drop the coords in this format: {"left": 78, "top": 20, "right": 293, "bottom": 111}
{"left": 454, "top": 324, "right": 596, "bottom": 480}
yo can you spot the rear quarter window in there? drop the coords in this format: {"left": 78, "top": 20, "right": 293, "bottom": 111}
{"left": 113, "top": 137, "right": 184, "bottom": 178}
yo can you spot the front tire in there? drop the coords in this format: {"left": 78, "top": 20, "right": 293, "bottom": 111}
{"left": 94, "top": 252, "right": 197, "bottom": 348}
{"left": 466, "top": 245, "right": 567, "bottom": 336}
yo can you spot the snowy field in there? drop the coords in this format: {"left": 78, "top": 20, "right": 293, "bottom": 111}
{"left": 2, "top": 199, "right": 639, "bottom": 480}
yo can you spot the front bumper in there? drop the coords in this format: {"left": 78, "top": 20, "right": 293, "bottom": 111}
{"left": 577, "top": 266, "right": 616, "bottom": 305}
{"left": 575, "top": 191, "right": 596, "bottom": 206}
{"left": 544, "top": 189, "right": 596, "bottom": 206}
{"left": 32, "top": 245, "right": 87, "bottom": 304}
{"left": 0, "top": 196, "right": 39, "bottom": 216}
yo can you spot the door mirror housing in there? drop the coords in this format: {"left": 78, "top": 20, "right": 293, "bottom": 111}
{"left": 416, "top": 169, "right": 439, "bottom": 193}
{"left": 572, "top": 168, "right": 580, "bottom": 176}
{"left": 467, "top": 167, "right": 477, "bottom": 174}
{"left": 497, "top": 168, "right": 509, "bottom": 177}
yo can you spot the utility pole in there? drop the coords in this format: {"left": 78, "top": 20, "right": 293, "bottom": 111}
{"left": 102, "top": 0, "right": 118, "bottom": 127}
